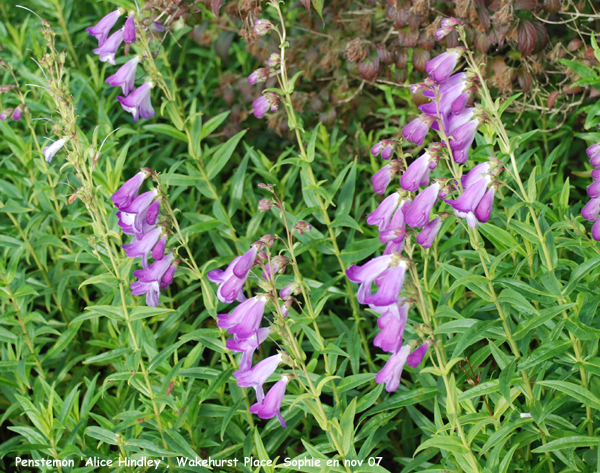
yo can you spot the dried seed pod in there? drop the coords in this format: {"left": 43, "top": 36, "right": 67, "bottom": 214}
{"left": 445, "top": 30, "right": 459, "bottom": 48}
{"left": 344, "top": 38, "right": 368, "bottom": 63}
{"left": 517, "top": 69, "right": 533, "bottom": 92}
{"left": 518, "top": 20, "right": 537, "bottom": 57}
{"left": 394, "top": 47, "right": 408, "bottom": 69}
{"left": 475, "top": 31, "right": 490, "bottom": 53}
{"left": 358, "top": 54, "right": 380, "bottom": 81}
{"left": 563, "top": 83, "right": 582, "bottom": 94}
{"left": 418, "top": 31, "right": 435, "bottom": 51}
{"left": 543, "top": 0, "right": 560, "bottom": 12}
{"left": 376, "top": 43, "right": 394, "bottom": 65}
{"left": 567, "top": 38, "right": 583, "bottom": 52}
{"left": 397, "top": 27, "right": 419, "bottom": 48}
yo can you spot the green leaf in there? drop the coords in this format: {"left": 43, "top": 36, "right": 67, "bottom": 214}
{"left": 206, "top": 130, "right": 247, "bottom": 180}
{"left": 144, "top": 124, "right": 187, "bottom": 142}
{"left": 340, "top": 238, "right": 381, "bottom": 266}
{"left": 341, "top": 398, "right": 357, "bottom": 455}
{"left": 499, "top": 359, "right": 516, "bottom": 404}
{"left": 518, "top": 341, "right": 571, "bottom": 370}
{"left": 85, "top": 426, "right": 118, "bottom": 445}
{"left": 415, "top": 435, "right": 469, "bottom": 455}
{"left": 451, "top": 319, "right": 500, "bottom": 359}
{"left": 562, "top": 256, "right": 600, "bottom": 296}
{"left": 200, "top": 111, "right": 230, "bottom": 140}
{"left": 538, "top": 380, "right": 600, "bottom": 410}
{"left": 335, "top": 159, "right": 356, "bottom": 217}
{"left": 497, "top": 288, "right": 539, "bottom": 316}
{"left": 532, "top": 436, "right": 600, "bottom": 453}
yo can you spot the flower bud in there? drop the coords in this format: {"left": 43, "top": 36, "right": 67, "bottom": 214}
{"left": 268, "top": 53, "right": 281, "bottom": 68}
{"left": 254, "top": 19, "right": 274, "bottom": 36}
{"left": 293, "top": 221, "right": 312, "bottom": 234}
{"left": 260, "top": 234, "right": 275, "bottom": 247}
{"left": 248, "top": 68, "right": 269, "bottom": 85}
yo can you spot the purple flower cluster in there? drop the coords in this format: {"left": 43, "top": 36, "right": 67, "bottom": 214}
{"left": 208, "top": 244, "right": 289, "bottom": 427}
{"left": 583, "top": 138, "right": 600, "bottom": 240}
{"left": 87, "top": 10, "right": 156, "bottom": 122}
{"left": 111, "top": 171, "right": 177, "bottom": 306}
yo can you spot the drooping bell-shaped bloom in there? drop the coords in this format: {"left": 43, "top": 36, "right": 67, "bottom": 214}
{"left": 106, "top": 56, "right": 140, "bottom": 95}
{"left": 122, "top": 190, "right": 158, "bottom": 237}
{"left": 373, "top": 300, "right": 409, "bottom": 352}
{"left": 372, "top": 164, "right": 393, "bottom": 195}
{"left": 402, "top": 114, "right": 435, "bottom": 146}
{"left": 407, "top": 341, "right": 431, "bottom": 367}
{"left": 474, "top": 186, "right": 496, "bottom": 223}
{"left": 122, "top": 227, "right": 163, "bottom": 268}
{"left": 404, "top": 182, "right": 440, "bottom": 228}
{"left": 160, "top": 262, "right": 177, "bottom": 289}
{"left": 416, "top": 216, "right": 442, "bottom": 248}
{"left": 435, "top": 18, "right": 461, "bottom": 40}
{"left": 347, "top": 255, "right": 408, "bottom": 306}
{"left": 445, "top": 176, "right": 490, "bottom": 214}
{"left": 123, "top": 15, "right": 136, "bottom": 43}
{"left": 401, "top": 152, "right": 435, "bottom": 192}
{"left": 587, "top": 143, "right": 600, "bottom": 167}
{"left": 253, "top": 92, "right": 279, "bottom": 119}
{"left": 118, "top": 81, "right": 155, "bottom": 122}
{"left": 86, "top": 10, "right": 121, "bottom": 46}
{"left": 366, "top": 193, "right": 400, "bottom": 231}
{"left": 151, "top": 235, "right": 167, "bottom": 261}
{"left": 130, "top": 253, "right": 174, "bottom": 306}
{"left": 208, "top": 246, "right": 258, "bottom": 304}
{"left": 375, "top": 344, "right": 411, "bottom": 392}
{"left": 582, "top": 197, "right": 600, "bottom": 222}
{"left": 112, "top": 171, "right": 146, "bottom": 210}
{"left": 93, "top": 29, "right": 124, "bottom": 65}
{"left": 226, "top": 328, "right": 270, "bottom": 371}
{"left": 249, "top": 376, "right": 289, "bottom": 427}
{"left": 449, "top": 118, "right": 480, "bottom": 164}
{"left": 425, "top": 48, "right": 463, "bottom": 83}
{"left": 248, "top": 68, "right": 269, "bottom": 85}
{"left": 12, "top": 107, "right": 22, "bottom": 121}
{"left": 462, "top": 161, "right": 491, "bottom": 190}
{"left": 43, "top": 139, "right": 65, "bottom": 163}
{"left": 145, "top": 200, "right": 161, "bottom": 225}
{"left": 217, "top": 295, "right": 267, "bottom": 339}
{"left": 234, "top": 353, "right": 282, "bottom": 402}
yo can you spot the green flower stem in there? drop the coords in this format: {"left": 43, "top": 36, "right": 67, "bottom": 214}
{"left": 271, "top": 0, "right": 374, "bottom": 371}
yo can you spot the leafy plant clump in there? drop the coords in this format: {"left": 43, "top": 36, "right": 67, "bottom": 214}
{"left": 1, "top": 1, "right": 600, "bottom": 472}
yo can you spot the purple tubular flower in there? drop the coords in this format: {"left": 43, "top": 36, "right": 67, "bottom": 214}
{"left": 371, "top": 142, "right": 383, "bottom": 157}
{"left": 381, "top": 144, "right": 394, "bottom": 160}
{"left": 117, "top": 81, "right": 155, "bottom": 122}
{"left": 208, "top": 248, "right": 257, "bottom": 304}
{"left": 445, "top": 177, "right": 490, "bottom": 214}
{"left": 366, "top": 193, "right": 400, "bottom": 231}
{"left": 593, "top": 169, "right": 600, "bottom": 179}
{"left": 588, "top": 179, "right": 600, "bottom": 198}
{"left": 248, "top": 68, "right": 269, "bottom": 85}
{"left": 384, "top": 239, "right": 405, "bottom": 255}
{"left": 160, "top": 263, "right": 176, "bottom": 289}
{"left": 92, "top": 29, "right": 124, "bottom": 65}
{"left": 86, "top": 10, "right": 121, "bottom": 46}
{"left": 122, "top": 227, "right": 162, "bottom": 268}
{"left": 582, "top": 197, "right": 600, "bottom": 222}
{"left": 404, "top": 182, "right": 441, "bottom": 228}
{"left": 402, "top": 114, "right": 434, "bottom": 146}
{"left": 123, "top": 15, "right": 136, "bottom": 43}
{"left": 587, "top": 143, "right": 600, "bottom": 167}
{"left": 347, "top": 256, "right": 408, "bottom": 306}
{"left": 249, "top": 376, "right": 289, "bottom": 427}
{"left": 372, "top": 164, "right": 393, "bottom": 195}
{"left": 416, "top": 216, "right": 442, "bottom": 248}
{"left": 375, "top": 344, "right": 411, "bottom": 392}
{"left": 373, "top": 301, "right": 409, "bottom": 352}
{"left": 130, "top": 253, "right": 174, "bottom": 306}
{"left": 43, "top": 139, "right": 65, "bottom": 163}
{"left": 401, "top": 152, "right": 432, "bottom": 192}
{"left": 234, "top": 353, "right": 282, "bottom": 402}
{"left": 151, "top": 236, "right": 167, "bottom": 261}
{"left": 0, "top": 109, "right": 11, "bottom": 120}
{"left": 425, "top": 49, "right": 461, "bottom": 83}
{"left": 106, "top": 56, "right": 140, "bottom": 95}
{"left": 227, "top": 328, "right": 270, "bottom": 371}
{"left": 252, "top": 95, "right": 270, "bottom": 119}
{"left": 112, "top": 171, "right": 146, "bottom": 210}
{"left": 12, "top": 107, "right": 22, "bottom": 121}
{"left": 461, "top": 162, "right": 491, "bottom": 190}
{"left": 217, "top": 295, "right": 267, "bottom": 339}
{"left": 474, "top": 187, "right": 496, "bottom": 223}
{"left": 379, "top": 228, "right": 405, "bottom": 245}
{"left": 407, "top": 341, "right": 431, "bottom": 368}
{"left": 593, "top": 218, "right": 600, "bottom": 241}
{"left": 146, "top": 200, "right": 161, "bottom": 225}
{"left": 123, "top": 190, "right": 158, "bottom": 237}
{"left": 449, "top": 119, "right": 479, "bottom": 164}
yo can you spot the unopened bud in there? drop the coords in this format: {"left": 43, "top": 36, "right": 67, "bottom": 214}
{"left": 268, "top": 53, "right": 281, "bottom": 68}
{"left": 258, "top": 198, "right": 274, "bottom": 211}
{"left": 260, "top": 234, "right": 275, "bottom": 247}
{"left": 293, "top": 221, "right": 312, "bottom": 234}
{"left": 254, "top": 19, "right": 274, "bottom": 36}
